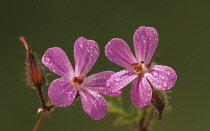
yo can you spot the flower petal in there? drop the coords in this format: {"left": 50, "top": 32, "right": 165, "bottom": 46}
{"left": 105, "top": 38, "right": 137, "bottom": 68}
{"left": 146, "top": 65, "right": 177, "bottom": 90}
{"left": 74, "top": 37, "right": 99, "bottom": 76}
{"left": 48, "top": 78, "right": 77, "bottom": 107}
{"left": 84, "top": 71, "right": 122, "bottom": 96}
{"left": 106, "top": 70, "right": 137, "bottom": 92}
{"left": 42, "top": 47, "right": 74, "bottom": 79}
{"left": 79, "top": 89, "right": 108, "bottom": 120}
{"left": 133, "top": 26, "right": 158, "bottom": 64}
{"left": 130, "top": 77, "right": 152, "bottom": 107}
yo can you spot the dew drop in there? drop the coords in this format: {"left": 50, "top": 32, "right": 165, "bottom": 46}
{"left": 79, "top": 43, "right": 83, "bottom": 48}
{"left": 144, "top": 73, "right": 149, "bottom": 77}
{"left": 45, "top": 57, "right": 50, "bottom": 61}
{"left": 163, "top": 82, "right": 167, "bottom": 87}
{"left": 153, "top": 71, "right": 158, "bottom": 77}
{"left": 116, "top": 78, "right": 120, "bottom": 81}
{"left": 167, "top": 72, "right": 171, "bottom": 75}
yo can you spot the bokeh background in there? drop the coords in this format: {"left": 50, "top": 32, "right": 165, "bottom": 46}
{"left": 1, "top": 0, "right": 210, "bottom": 130}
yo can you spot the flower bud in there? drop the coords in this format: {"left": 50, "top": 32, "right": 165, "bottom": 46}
{"left": 19, "top": 37, "right": 45, "bottom": 88}
{"left": 150, "top": 87, "right": 166, "bottom": 120}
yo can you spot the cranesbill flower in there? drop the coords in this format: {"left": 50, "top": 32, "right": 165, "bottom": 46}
{"left": 42, "top": 37, "right": 121, "bottom": 120}
{"left": 105, "top": 26, "right": 177, "bottom": 107}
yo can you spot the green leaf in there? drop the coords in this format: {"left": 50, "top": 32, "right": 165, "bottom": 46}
{"left": 112, "top": 112, "right": 137, "bottom": 126}
{"left": 107, "top": 96, "right": 124, "bottom": 114}
{"left": 112, "top": 106, "right": 143, "bottom": 127}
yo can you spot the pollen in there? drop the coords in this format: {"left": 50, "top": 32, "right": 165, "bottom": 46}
{"left": 131, "top": 61, "right": 150, "bottom": 77}
{"left": 72, "top": 76, "right": 85, "bottom": 87}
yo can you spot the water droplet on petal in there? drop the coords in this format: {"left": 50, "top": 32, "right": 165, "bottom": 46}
{"left": 163, "top": 82, "right": 167, "bottom": 87}
{"left": 45, "top": 57, "right": 50, "bottom": 61}
{"left": 153, "top": 71, "right": 158, "bottom": 77}
{"left": 144, "top": 73, "right": 149, "bottom": 77}
{"left": 116, "top": 78, "right": 120, "bottom": 81}
{"left": 79, "top": 43, "right": 83, "bottom": 48}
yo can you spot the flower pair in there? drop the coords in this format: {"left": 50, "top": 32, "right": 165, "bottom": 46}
{"left": 42, "top": 26, "right": 177, "bottom": 120}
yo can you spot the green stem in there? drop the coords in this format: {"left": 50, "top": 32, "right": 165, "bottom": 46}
{"left": 139, "top": 106, "right": 155, "bottom": 131}
{"left": 139, "top": 107, "right": 147, "bottom": 131}
{"left": 33, "top": 85, "right": 55, "bottom": 131}
{"left": 37, "top": 85, "right": 46, "bottom": 109}
{"left": 33, "top": 112, "right": 49, "bottom": 131}
{"left": 143, "top": 107, "right": 154, "bottom": 130}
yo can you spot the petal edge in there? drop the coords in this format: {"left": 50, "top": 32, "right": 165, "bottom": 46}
{"left": 147, "top": 65, "right": 177, "bottom": 90}
{"left": 130, "top": 77, "right": 152, "bottom": 107}
{"left": 106, "top": 70, "right": 137, "bottom": 92}
{"left": 105, "top": 38, "right": 137, "bottom": 68}
{"left": 74, "top": 37, "right": 99, "bottom": 76}
{"left": 79, "top": 89, "right": 108, "bottom": 120}
{"left": 42, "top": 47, "right": 74, "bottom": 78}
{"left": 48, "top": 78, "right": 77, "bottom": 107}
{"left": 133, "top": 26, "right": 159, "bottom": 64}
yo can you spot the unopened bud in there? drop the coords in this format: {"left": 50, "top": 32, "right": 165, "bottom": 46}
{"left": 19, "top": 37, "right": 45, "bottom": 88}
{"left": 150, "top": 87, "right": 166, "bottom": 120}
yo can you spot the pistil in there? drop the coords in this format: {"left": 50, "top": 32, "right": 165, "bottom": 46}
{"left": 72, "top": 76, "right": 85, "bottom": 87}
{"left": 131, "top": 61, "right": 150, "bottom": 77}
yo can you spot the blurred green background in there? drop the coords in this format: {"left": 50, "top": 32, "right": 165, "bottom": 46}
{"left": 1, "top": 0, "right": 210, "bottom": 130}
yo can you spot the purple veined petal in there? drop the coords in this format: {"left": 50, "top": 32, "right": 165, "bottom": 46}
{"left": 84, "top": 71, "right": 122, "bottom": 96}
{"left": 74, "top": 37, "right": 99, "bottom": 77}
{"left": 130, "top": 77, "right": 152, "bottom": 107}
{"left": 48, "top": 78, "right": 77, "bottom": 107}
{"left": 42, "top": 47, "right": 74, "bottom": 79}
{"left": 98, "top": 89, "right": 122, "bottom": 97}
{"left": 146, "top": 65, "right": 177, "bottom": 90}
{"left": 105, "top": 38, "right": 137, "bottom": 68}
{"left": 79, "top": 89, "right": 108, "bottom": 120}
{"left": 106, "top": 69, "right": 138, "bottom": 92}
{"left": 133, "top": 26, "right": 159, "bottom": 64}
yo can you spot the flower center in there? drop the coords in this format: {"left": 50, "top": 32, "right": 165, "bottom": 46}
{"left": 71, "top": 76, "right": 85, "bottom": 88}
{"left": 131, "top": 61, "right": 150, "bottom": 77}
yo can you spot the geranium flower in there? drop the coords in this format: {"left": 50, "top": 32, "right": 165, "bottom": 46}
{"left": 105, "top": 26, "right": 177, "bottom": 107}
{"left": 42, "top": 37, "right": 121, "bottom": 120}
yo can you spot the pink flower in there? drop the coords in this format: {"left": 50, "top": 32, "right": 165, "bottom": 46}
{"left": 42, "top": 37, "right": 121, "bottom": 120}
{"left": 105, "top": 26, "right": 177, "bottom": 107}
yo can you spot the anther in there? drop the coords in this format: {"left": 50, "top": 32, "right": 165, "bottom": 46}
{"left": 73, "top": 76, "right": 84, "bottom": 85}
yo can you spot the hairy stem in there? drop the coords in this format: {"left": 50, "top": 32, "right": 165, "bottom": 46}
{"left": 139, "top": 107, "right": 147, "bottom": 131}
{"left": 139, "top": 106, "right": 155, "bottom": 131}
{"left": 33, "top": 85, "right": 55, "bottom": 131}
{"left": 37, "top": 85, "right": 47, "bottom": 109}
{"left": 143, "top": 107, "right": 155, "bottom": 130}
{"left": 33, "top": 88, "right": 80, "bottom": 131}
{"left": 33, "top": 112, "right": 49, "bottom": 131}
